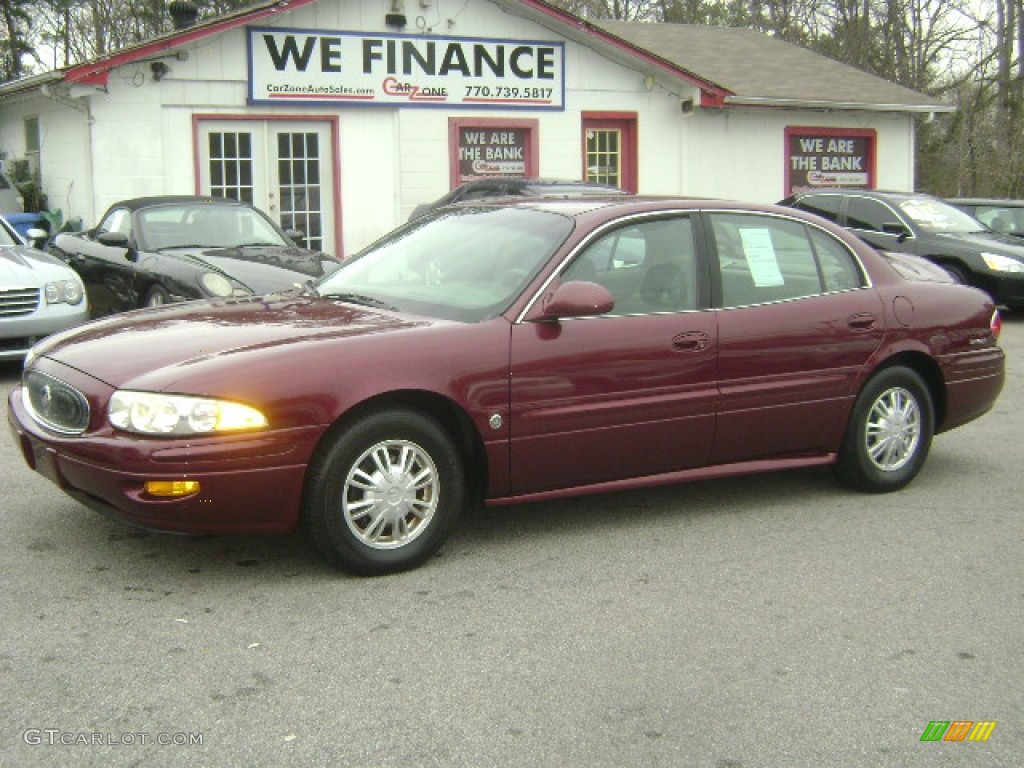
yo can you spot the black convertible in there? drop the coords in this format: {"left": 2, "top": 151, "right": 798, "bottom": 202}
{"left": 49, "top": 196, "right": 341, "bottom": 317}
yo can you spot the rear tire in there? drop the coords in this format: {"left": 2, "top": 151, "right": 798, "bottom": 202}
{"left": 302, "top": 409, "right": 464, "bottom": 575}
{"left": 943, "top": 263, "right": 968, "bottom": 285}
{"left": 835, "top": 367, "right": 934, "bottom": 493}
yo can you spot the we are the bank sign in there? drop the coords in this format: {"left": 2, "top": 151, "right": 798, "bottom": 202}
{"left": 248, "top": 28, "right": 565, "bottom": 110}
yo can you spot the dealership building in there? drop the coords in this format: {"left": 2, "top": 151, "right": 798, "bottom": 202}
{"left": 0, "top": 0, "right": 949, "bottom": 257}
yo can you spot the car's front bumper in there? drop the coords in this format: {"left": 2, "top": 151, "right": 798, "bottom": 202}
{"left": 983, "top": 272, "right": 1024, "bottom": 307}
{"left": 8, "top": 385, "right": 325, "bottom": 535}
{"left": 0, "top": 303, "right": 89, "bottom": 361}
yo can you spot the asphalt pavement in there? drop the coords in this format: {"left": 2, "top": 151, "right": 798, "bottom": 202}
{"left": 1, "top": 315, "right": 1021, "bottom": 767}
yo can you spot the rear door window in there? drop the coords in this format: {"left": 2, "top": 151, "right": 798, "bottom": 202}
{"left": 710, "top": 212, "right": 863, "bottom": 306}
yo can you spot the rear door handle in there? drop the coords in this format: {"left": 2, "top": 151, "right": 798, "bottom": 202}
{"left": 847, "top": 312, "right": 877, "bottom": 331}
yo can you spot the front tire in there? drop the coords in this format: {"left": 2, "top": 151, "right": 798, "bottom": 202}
{"left": 302, "top": 409, "right": 465, "bottom": 575}
{"left": 144, "top": 285, "right": 171, "bottom": 307}
{"left": 835, "top": 367, "right": 934, "bottom": 493}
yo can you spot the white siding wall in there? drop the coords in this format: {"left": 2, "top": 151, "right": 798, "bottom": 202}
{"left": 680, "top": 107, "right": 914, "bottom": 203}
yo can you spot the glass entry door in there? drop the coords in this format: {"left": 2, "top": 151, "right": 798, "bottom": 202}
{"left": 198, "top": 119, "right": 336, "bottom": 254}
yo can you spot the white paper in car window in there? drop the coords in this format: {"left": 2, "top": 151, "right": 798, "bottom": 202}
{"left": 739, "top": 228, "right": 784, "bottom": 287}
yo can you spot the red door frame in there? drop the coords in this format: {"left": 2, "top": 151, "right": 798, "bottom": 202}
{"left": 581, "top": 112, "right": 638, "bottom": 193}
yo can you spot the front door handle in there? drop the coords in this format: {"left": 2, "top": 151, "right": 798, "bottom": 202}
{"left": 672, "top": 331, "right": 710, "bottom": 351}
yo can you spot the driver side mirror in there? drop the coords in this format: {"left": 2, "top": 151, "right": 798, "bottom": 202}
{"left": 25, "top": 227, "right": 49, "bottom": 249}
{"left": 540, "top": 280, "right": 615, "bottom": 320}
{"left": 97, "top": 230, "right": 137, "bottom": 261}
{"left": 881, "top": 222, "right": 911, "bottom": 241}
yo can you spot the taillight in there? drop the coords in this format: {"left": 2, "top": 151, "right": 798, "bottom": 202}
{"left": 991, "top": 309, "right": 1002, "bottom": 340}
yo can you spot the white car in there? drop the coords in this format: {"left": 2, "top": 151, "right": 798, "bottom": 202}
{"left": 1, "top": 215, "right": 88, "bottom": 361}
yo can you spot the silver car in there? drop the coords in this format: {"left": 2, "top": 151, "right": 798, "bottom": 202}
{"left": 1, "top": 215, "right": 88, "bottom": 361}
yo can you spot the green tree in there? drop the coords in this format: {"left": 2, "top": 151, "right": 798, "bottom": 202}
{"left": 0, "top": 0, "right": 33, "bottom": 80}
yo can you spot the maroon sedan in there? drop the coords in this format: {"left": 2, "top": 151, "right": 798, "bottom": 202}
{"left": 8, "top": 198, "right": 1006, "bottom": 575}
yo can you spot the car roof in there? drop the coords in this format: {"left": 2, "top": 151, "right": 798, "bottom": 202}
{"left": 460, "top": 177, "right": 621, "bottom": 191}
{"left": 470, "top": 195, "right": 781, "bottom": 218}
{"left": 795, "top": 188, "right": 939, "bottom": 202}
{"left": 947, "top": 197, "right": 1024, "bottom": 206}
{"left": 108, "top": 195, "right": 251, "bottom": 211}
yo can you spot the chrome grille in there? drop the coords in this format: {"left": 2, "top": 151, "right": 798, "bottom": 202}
{"left": 23, "top": 370, "right": 90, "bottom": 435}
{"left": 0, "top": 288, "right": 40, "bottom": 316}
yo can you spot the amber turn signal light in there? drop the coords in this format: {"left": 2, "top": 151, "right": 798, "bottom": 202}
{"left": 144, "top": 480, "right": 201, "bottom": 497}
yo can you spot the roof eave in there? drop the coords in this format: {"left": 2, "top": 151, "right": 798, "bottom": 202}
{"left": 722, "top": 95, "right": 954, "bottom": 114}
{"left": 62, "top": 0, "right": 321, "bottom": 88}
{"left": 0, "top": 71, "right": 66, "bottom": 98}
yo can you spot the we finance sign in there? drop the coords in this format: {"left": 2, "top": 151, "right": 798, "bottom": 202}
{"left": 248, "top": 28, "right": 565, "bottom": 110}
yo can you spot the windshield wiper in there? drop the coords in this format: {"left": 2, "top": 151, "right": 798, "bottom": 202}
{"left": 320, "top": 292, "right": 398, "bottom": 310}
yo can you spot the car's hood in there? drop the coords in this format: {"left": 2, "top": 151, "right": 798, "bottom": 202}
{"left": 162, "top": 245, "right": 340, "bottom": 292}
{"left": 32, "top": 293, "right": 432, "bottom": 389}
{"left": 880, "top": 251, "right": 955, "bottom": 283}
{"left": 932, "top": 230, "right": 1024, "bottom": 257}
{"left": 0, "top": 244, "right": 80, "bottom": 285}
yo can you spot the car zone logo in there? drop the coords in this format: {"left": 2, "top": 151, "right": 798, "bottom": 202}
{"left": 920, "top": 720, "right": 997, "bottom": 742}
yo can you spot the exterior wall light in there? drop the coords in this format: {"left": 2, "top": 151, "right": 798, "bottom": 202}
{"left": 151, "top": 61, "right": 170, "bottom": 81}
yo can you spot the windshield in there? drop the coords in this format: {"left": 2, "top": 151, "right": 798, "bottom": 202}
{"left": 897, "top": 198, "right": 987, "bottom": 234}
{"left": 0, "top": 220, "right": 19, "bottom": 246}
{"left": 138, "top": 204, "right": 291, "bottom": 250}
{"left": 315, "top": 206, "right": 574, "bottom": 322}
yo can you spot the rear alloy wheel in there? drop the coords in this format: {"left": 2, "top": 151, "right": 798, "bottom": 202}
{"left": 302, "top": 410, "right": 465, "bottom": 575}
{"left": 835, "top": 367, "right": 934, "bottom": 493}
{"left": 145, "top": 285, "right": 171, "bottom": 307}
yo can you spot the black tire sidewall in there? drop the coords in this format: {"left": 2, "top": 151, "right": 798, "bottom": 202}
{"left": 145, "top": 285, "right": 171, "bottom": 306}
{"left": 303, "top": 410, "right": 464, "bottom": 575}
{"left": 837, "top": 366, "right": 934, "bottom": 493}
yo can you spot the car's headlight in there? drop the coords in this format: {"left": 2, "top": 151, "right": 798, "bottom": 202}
{"left": 109, "top": 391, "right": 268, "bottom": 435}
{"left": 980, "top": 252, "right": 1024, "bottom": 273}
{"left": 199, "top": 272, "right": 236, "bottom": 297}
{"left": 44, "top": 280, "right": 84, "bottom": 305}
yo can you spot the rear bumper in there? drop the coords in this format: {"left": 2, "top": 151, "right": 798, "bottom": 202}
{"left": 8, "top": 385, "right": 325, "bottom": 534}
{"left": 986, "top": 273, "right": 1024, "bottom": 307}
{"left": 938, "top": 346, "right": 1006, "bottom": 432}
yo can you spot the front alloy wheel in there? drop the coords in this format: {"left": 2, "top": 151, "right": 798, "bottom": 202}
{"left": 303, "top": 409, "right": 465, "bottom": 575}
{"left": 835, "top": 366, "right": 934, "bottom": 493}
{"left": 342, "top": 439, "right": 439, "bottom": 550}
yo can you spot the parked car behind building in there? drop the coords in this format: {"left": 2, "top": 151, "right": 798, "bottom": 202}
{"left": 779, "top": 189, "right": 1024, "bottom": 307}
{"left": 946, "top": 198, "right": 1024, "bottom": 239}
{"left": 1, "top": 214, "right": 87, "bottom": 361}
{"left": 48, "top": 196, "right": 342, "bottom": 318}
{"left": 409, "top": 178, "right": 628, "bottom": 220}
